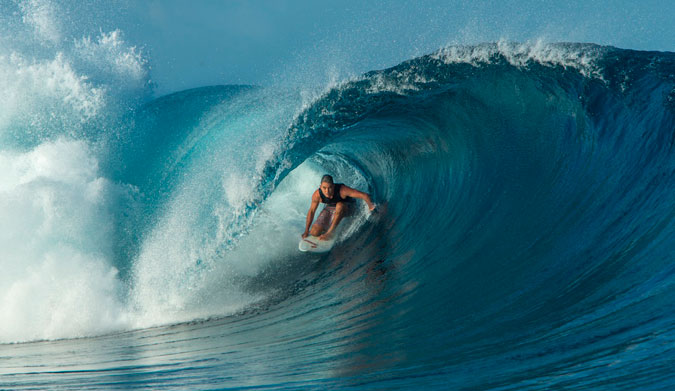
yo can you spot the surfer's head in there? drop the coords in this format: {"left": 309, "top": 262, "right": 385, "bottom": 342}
{"left": 321, "top": 175, "right": 334, "bottom": 185}
{"left": 320, "top": 175, "right": 334, "bottom": 198}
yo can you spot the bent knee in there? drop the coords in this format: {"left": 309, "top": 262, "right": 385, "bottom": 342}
{"left": 335, "top": 202, "right": 351, "bottom": 216}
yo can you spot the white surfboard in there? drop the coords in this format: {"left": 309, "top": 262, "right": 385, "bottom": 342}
{"left": 298, "top": 235, "right": 336, "bottom": 253}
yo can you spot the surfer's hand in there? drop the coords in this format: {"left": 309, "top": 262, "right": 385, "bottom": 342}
{"left": 368, "top": 203, "right": 376, "bottom": 211}
{"left": 318, "top": 232, "right": 331, "bottom": 241}
{"left": 302, "top": 231, "right": 309, "bottom": 239}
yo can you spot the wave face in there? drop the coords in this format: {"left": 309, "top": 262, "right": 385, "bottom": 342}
{"left": 2, "top": 32, "right": 675, "bottom": 391}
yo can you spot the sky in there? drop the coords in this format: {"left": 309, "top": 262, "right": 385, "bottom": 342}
{"left": 47, "top": 0, "right": 675, "bottom": 96}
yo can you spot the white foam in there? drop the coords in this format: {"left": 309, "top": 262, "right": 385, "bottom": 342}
{"left": 366, "top": 70, "right": 433, "bottom": 95}
{"left": 0, "top": 4, "right": 150, "bottom": 142}
{"left": 0, "top": 139, "right": 134, "bottom": 343}
{"left": 0, "top": 7, "right": 152, "bottom": 342}
{"left": 73, "top": 30, "right": 149, "bottom": 101}
{"left": 0, "top": 1, "right": 153, "bottom": 343}
{"left": 223, "top": 173, "right": 257, "bottom": 210}
{"left": 0, "top": 247, "right": 126, "bottom": 342}
{"left": 18, "top": 0, "right": 62, "bottom": 44}
{"left": 432, "top": 40, "right": 604, "bottom": 78}
{"left": 0, "top": 52, "right": 105, "bottom": 134}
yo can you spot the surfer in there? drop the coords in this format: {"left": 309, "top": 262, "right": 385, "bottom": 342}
{"left": 302, "top": 174, "right": 375, "bottom": 241}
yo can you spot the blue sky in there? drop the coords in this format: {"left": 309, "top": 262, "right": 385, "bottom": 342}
{"left": 98, "top": 0, "right": 674, "bottom": 95}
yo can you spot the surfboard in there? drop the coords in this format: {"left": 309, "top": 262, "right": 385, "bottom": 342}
{"left": 298, "top": 235, "right": 336, "bottom": 253}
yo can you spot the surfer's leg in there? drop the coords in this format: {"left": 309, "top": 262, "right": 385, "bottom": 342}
{"left": 310, "top": 207, "right": 333, "bottom": 236}
{"left": 324, "top": 202, "right": 346, "bottom": 236}
{"left": 310, "top": 224, "right": 323, "bottom": 236}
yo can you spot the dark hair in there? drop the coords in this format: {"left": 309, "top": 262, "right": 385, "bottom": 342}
{"left": 321, "top": 174, "right": 334, "bottom": 184}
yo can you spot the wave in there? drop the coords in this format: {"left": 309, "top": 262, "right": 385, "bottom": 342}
{"left": 1, "top": 30, "right": 675, "bottom": 388}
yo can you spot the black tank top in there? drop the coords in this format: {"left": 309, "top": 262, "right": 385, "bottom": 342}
{"left": 319, "top": 183, "right": 354, "bottom": 206}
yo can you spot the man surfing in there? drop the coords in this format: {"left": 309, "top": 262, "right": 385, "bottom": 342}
{"left": 302, "top": 175, "right": 375, "bottom": 241}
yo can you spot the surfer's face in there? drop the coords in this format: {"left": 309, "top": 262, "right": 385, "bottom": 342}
{"left": 320, "top": 182, "right": 334, "bottom": 198}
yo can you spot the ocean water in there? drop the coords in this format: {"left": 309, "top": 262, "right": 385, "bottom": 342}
{"left": 2, "top": 3, "right": 675, "bottom": 390}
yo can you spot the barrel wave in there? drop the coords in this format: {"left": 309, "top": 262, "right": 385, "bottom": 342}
{"left": 3, "top": 42, "right": 675, "bottom": 390}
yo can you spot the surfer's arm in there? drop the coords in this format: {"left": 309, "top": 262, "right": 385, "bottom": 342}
{"left": 303, "top": 191, "right": 321, "bottom": 238}
{"left": 341, "top": 186, "right": 375, "bottom": 211}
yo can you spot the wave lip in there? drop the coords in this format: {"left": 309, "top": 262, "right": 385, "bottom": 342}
{"left": 433, "top": 40, "right": 606, "bottom": 77}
